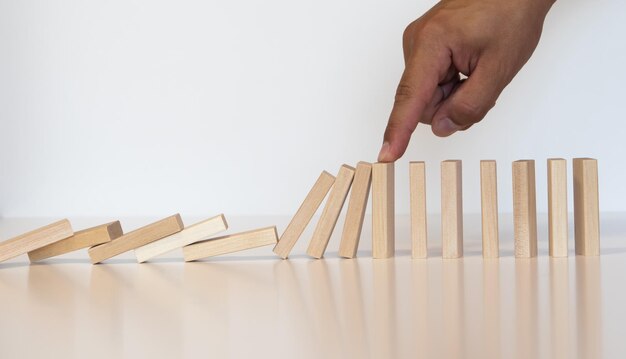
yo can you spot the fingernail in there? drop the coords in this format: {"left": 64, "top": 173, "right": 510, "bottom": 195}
{"left": 435, "top": 117, "right": 460, "bottom": 135}
{"left": 377, "top": 141, "right": 391, "bottom": 162}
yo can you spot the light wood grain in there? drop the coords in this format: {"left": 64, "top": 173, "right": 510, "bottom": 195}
{"left": 339, "top": 162, "right": 372, "bottom": 258}
{"left": 513, "top": 160, "right": 538, "bottom": 258}
{"left": 410, "top": 161, "right": 427, "bottom": 259}
{"left": 573, "top": 158, "right": 600, "bottom": 256}
{"left": 88, "top": 214, "right": 184, "bottom": 264}
{"left": 135, "top": 214, "right": 228, "bottom": 263}
{"left": 28, "top": 221, "right": 122, "bottom": 262}
{"left": 273, "top": 171, "right": 335, "bottom": 259}
{"left": 0, "top": 219, "right": 74, "bottom": 262}
{"left": 183, "top": 226, "right": 278, "bottom": 261}
{"left": 372, "top": 162, "right": 395, "bottom": 259}
{"left": 307, "top": 164, "right": 355, "bottom": 259}
{"left": 548, "top": 158, "right": 568, "bottom": 257}
{"left": 441, "top": 160, "right": 463, "bottom": 259}
{"left": 480, "top": 160, "right": 499, "bottom": 258}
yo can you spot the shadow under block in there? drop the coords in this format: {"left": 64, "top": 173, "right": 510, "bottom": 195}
{"left": 339, "top": 162, "right": 372, "bottom": 258}
{"left": 88, "top": 214, "right": 184, "bottom": 264}
{"left": 273, "top": 171, "right": 335, "bottom": 259}
{"left": 480, "top": 160, "right": 499, "bottom": 258}
{"left": 135, "top": 214, "right": 228, "bottom": 263}
{"left": 573, "top": 158, "right": 600, "bottom": 256}
{"left": 307, "top": 164, "right": 355, "bottom": 259}
{"left": 548, "top": 159, "right": 568, "bottom": 257}
{"left": 441, "top": 160, "right": 463, "bottom": 259}
{"left": 0, "top": 219, "right": 74, "bottom": 263}
{"left": 183, "top": 226, "right": 278, "bottom": 261}
{"left": 372, "top": 162, "right": 395, "bottom": 259}
{"left": 512, "top": 160, "right": 538, "bottom": 258}
{"left": 28, "top": 221, "right": 123, "bottom": 262}
{"left": 409, "top": 161, "right": 427, "bottom": 259}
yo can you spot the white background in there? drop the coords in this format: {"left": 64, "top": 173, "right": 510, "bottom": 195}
{"left": 0, "top": 0, "right": 624, "bottom": 217}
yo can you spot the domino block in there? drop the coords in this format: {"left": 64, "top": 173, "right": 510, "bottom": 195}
{"left": 28, "top": 221, "right": 122, "bottom": 262}
{"left": 441, "top": 160, "right": 463, "bottom": 259}
{"left": 88, "top": 214, "right": 184, "bottom": 264}
{"left": 183, "top": 226, "right": 278, "bottom": 261}
{"left": 372, "top": 162, "right": 395, "bottom": 259}
{"left": 339, "top": 162, "right": 372, "bottom": 258}
{"left": 135, "top": 214, "right": 228, "bottom": 263}
{"left": 480, "top": 160, "right": 499, "bottom": 258}
{"left": 409, "top": 161, "right": 427, "bottom": 259}
{"left": 512, "top": 160, "right": 537, "bottom": 258}
{"left": 548, "top": 158, "right": 568, "bottom": 257}
{"left": 0, "top": 219, "right": 73, "bottom": 263}
{"left": 273, "top": 171, "right": 335, "bottom": 259}
{"left": 307, "top": 164, "right": 355, "bottom": 258}
{"left": 573, "top": 158, "right": 600, "bottom": 255}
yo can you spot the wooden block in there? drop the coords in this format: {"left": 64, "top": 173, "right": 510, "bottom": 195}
{"left": 88, "top": 214, "right": 184, "bottom": 264}
{"left": 28, "top": 221, "right": 122, "bottom": 262}
{"left": 409, "top": 161, "right": 427, "bottom": 259}
{"left": 307, "top": 164, "right": 355, "bottom": 258}
{"left": 183, "top": 226, "right": 278, "bottom": 261}
{"left": 512, "top": 160, "right": 537, "bottom": 258}
{"left": 441, "top": 160, "right": 463, "bottom": 259}
{"left": 339, "top": 162, "right": 372, "bottom": 258}
{"left": 0, "top": 219, "right": 74, "bottom": 263}
{"left": 273, "top": 171, "right": 335, "bottom": 259}
{"left": 480, "top": 160, "right": 499, "bottom": 258}
{"left": 135, "top": 214, "right": 228, "bottom": 263}
{"left": 372, "top": 162, "right": 395, "bottom": 259}
{"left": 548, "top": 158, "right": 568, "bottom": 257}
{"left": 573, "top": 158, "right": 600, "bottom": 255}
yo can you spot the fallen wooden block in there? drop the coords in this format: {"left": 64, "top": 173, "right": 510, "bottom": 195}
{"left": 441, "top": 160, "right": 463, "bottom": 259}
{"left": 134, "top": 214, "right": 228, "bottom": 263}
{"left": 573, "top": 158, "right": 600, "bottom": 256}
{"left": 410, "top": 161, "right": 427, "bottom": 259}
{"left": 183, "top": 226, "right": 278, "bottom": 261}
{"left": 0, "top": 219, "right": 74, "bottom": 263}
{"left": 480, "top": 160, "right": 499, "bottom": 258}
{"left": 338, "top": 161, "right": 372, "bottom": 258}
{"left": 28, "top": 221, "right": 122, "bottom": 262}
{"left": 372, "top": 162, "right": 395, "bottom": 259}
{"left": 548, "top": 158, "right": 568, "bottom": 257}
{"left": 88, "top": 214, "right": 184, "bottom": 264}
{"left": 513, "top": 160, "right": 538, "bottom": 258}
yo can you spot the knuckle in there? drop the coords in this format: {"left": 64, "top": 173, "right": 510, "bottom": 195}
{"left": 394, "top": 82, "right": 417, "bottom": 103}
{"left": 454, "top": 99, "right": 487, "bottom": 123}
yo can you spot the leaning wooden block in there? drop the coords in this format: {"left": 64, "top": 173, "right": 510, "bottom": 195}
{"left": 548, "top": 158, "right": 568, "bottom": 257}
{"left": 28, "top": 221, "right": 122, "bottom": 262}
{"left": 183, "top": 226, "right": 278, "bottom": 261}
{"left": 135, "top": 214, "right": 228, "bottom": 263}
{"left": 307, "top": 164, "right": 355, "bottom": 259}
{"left": 273, "top": 171, "right": 335, "bottom": 259}
{"left": 410, "top": 161, "right": 427, "bottom": 259}
{"left": 573, "top": 158, "right": 600, "bottom": 256}
{"left": 480, "top": 160, "right": 499, "bottom": 258}
{"left": 441, "top": 160, "right": 463, "bottom": 259}
{"left": 512, "top": 160, "right": 537, "bottom": 258}
{"left": 339, "top": 162, "right": 372, "bottom": 258}
{"left": 372, "top": 162, "right": 395, "bottom": 259}
{"left": 88, "top": 214, "right": 184, "bottom": 264}
{"left": 0, "top": 219, "right": 74, "bottom": 263}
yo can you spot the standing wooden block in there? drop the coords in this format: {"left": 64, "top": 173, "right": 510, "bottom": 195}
{"left": 409, "top": 161, "right": 427, "bottom": 258}
{"left": 441, "top": 160, "right": 463, "bottom": 259}
{"left": 28, "top": 221, "right": 122, "bottom": 262}
{"left": 135, "top": 214, "right": 228, "bottom": 263}
{"left": 339, "top": 162, "right": 372, "bottom": 258}
{"left": 480, "top": 160, "right": 499, "bottom": 258}
{"left": 183, "top": 226, "right": 278, "bottom": 261}
{"left": 88, "top": 214, "right": 184, "bottom": 264}
{"left": 548, "top": 158, "right": 568, "bottom": 257}
{"left": 0, "top": 219, "right": 74, "bottom": 263}
{"left": 273, "top": 171, "right": 335, "bottom": 259}
{"left": 512, "top": 160, "right": 538, "bottom": 258}
{"left": 307, "top": 165, "right": 355, "bottom": 258}
{"left": 372, "top": 162, "right": 395, "bottom": 259}
{"left": 573, "top": 158, "right": 600, "bottom": 256}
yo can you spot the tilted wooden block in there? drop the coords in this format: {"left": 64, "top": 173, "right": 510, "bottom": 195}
{"left": 410, "top": 161, "right": 428, "bottom": 259}
{"left": 573, "top": 158, "right": 600, "bottom": 256}
{"left": 135, "top": 214, "right": 228, "bottom": 263}
{"left": 88, "top": 214, "right": 184, "bottom": 264}
{"left": 183, "top": 226, "right": 278, "bottom": 261}
{"left": 441, "top": 160, "right": 463, "bottom": 259}
{"left": 513, "top": 160, "right": 538, "bottom": 258}
{"left": 548, "top": 158, "right": 568, "bottom": 257}
{"left": 372, "top": 162, "right": 395, "bottom": 259}
{"left": 273, "top": 171, "right": 335, "bottom": 259}
{"left": 0, "top": 219, "right": 74, "bottom": 263}
{"left": 28, "top": 221, "right": 122, "bottom": 262}
{"left": 339, "top": 162, "right": 372, "bottom": 258}
{"left": 307, "top": 164, "right": 355, "bottom": 259}
{"left": 480, "top": 160, "right": 499, "bottom": 258}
